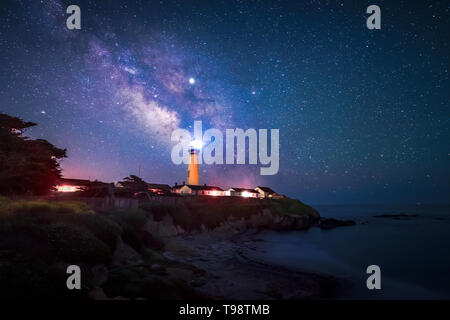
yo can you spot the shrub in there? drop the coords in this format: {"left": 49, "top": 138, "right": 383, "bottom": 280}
{"left": 136, "top": 197, "right": 319, "bottom": 231}
{"left": 45, "top": 222, "right": 111, "bottom": 264}
{"left": 140, "top": 198, "right": 267, "bottom": 231}
{"left": 0, "top": 251, "right": 88, "bottom": 300}
{"left": 62, "top": 213, "right": 121, "bottom": 252}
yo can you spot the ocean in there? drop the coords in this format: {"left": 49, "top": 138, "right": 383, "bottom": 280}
{"left": 248, "top": 204, "right": 450, "bottom": 299}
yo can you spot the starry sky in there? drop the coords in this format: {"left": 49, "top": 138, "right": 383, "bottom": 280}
{"left": 0, "top": 0, "right": 449, "bottom": 204}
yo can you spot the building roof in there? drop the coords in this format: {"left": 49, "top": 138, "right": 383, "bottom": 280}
{"left": 184, "top": 185, "right": 224, "bottom": 191}
{"left": 89, "top": 180, "right": 112, "bottom": 187}
{"left": 228, "top": 187, "right": 258, "bottom": 194}
{"left": 56, "top": 178, "right": 112, "bottom": 189}
{"left": 56, "top": 178, "right": 91, "bottom": 186}
{"left": 255, "top": 186, "right": 276, "bottom": 194}
{"left": 147, "top": 183, "right": 171, "bottom": 191}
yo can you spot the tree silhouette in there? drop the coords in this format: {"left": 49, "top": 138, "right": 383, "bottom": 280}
{"left": 117, "top": 175, "right": 148, "bottom": 192}
{"left": 0, "top": 113, "right": 67, "bottom": 195}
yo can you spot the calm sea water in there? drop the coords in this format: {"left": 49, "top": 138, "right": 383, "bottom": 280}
{"left": 249, "top": 204, "right": 450, "bottom": 299}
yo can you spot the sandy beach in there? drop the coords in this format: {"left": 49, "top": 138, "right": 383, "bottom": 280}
{"left": 167, "top": 230, "right": 340, "bottom": 300}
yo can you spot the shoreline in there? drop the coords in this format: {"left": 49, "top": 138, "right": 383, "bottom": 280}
{"left": 167, "top": 229, "right": 342, "bottom": 300}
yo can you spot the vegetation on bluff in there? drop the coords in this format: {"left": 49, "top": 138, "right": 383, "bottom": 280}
{"left": 0, "top": 195, "right": 320, "bottom": 299}
{"left": 140, "top": 196, "right": 320, "bottom": 231}
{"left": 0, "top": 198, "right": 205, "bottom": 299}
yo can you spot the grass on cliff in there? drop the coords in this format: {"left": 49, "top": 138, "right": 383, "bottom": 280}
{"left": 0, "top": 198, "right": 121, "bottom": 265}
{"left": 141, "top": 198, "right": 264, "bottom": 230}
{"left": 268, "top": 198, "right": 319, "bottom": 218}
{"left": 0, "top": 198, "right": 120, "bottom": 299}
{"left": 0, "top": 197, "right": 204, "bottom": 299}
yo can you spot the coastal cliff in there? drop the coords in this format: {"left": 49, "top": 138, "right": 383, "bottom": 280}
{"left": 0, "top": 196, "right": 351, "bottom": 300}
{"left": 141, "top": 196, "right": 321, "bottom": 235}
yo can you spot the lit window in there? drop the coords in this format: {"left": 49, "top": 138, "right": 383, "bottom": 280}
{"left": 56, "top": 185, "right": 78, "bottom": 192}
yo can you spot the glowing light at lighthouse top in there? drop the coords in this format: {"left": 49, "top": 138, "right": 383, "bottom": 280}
{"left": 190, "top": 139, "right": 203, "bottom": 151}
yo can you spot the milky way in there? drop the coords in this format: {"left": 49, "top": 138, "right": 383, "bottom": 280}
{"left": 0, "top": 0, "right": 448, "bottom": 204}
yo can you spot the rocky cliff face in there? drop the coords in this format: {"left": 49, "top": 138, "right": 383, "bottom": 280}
{"left": 144, "top": 207, "right": 321, "bottom": 239}
{"left": 235, "top": 208, "right": 316, "bottom": 231}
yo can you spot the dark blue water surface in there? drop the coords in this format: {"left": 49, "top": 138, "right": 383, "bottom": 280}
{"left": 249, "top": 204, "right": 450, "bottom": 299}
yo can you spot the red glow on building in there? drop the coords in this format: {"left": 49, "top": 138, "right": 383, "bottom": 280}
{"left": 240, "top": 191, "right": 253, "bottom": 198}
{"left": 56, "top": 185, "right": 79, "bottom": 192}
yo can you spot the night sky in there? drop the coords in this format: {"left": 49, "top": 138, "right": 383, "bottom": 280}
{"left": 1, "top": 0, "right": 448, "bottom": 204}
